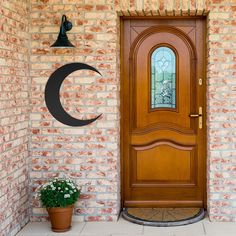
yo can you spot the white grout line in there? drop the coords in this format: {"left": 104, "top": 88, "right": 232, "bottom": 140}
{"left": 202, "top": 221, "right": 207, "bottom": 235}
{"left": 79, "top": 222, "right": 87, "bottom": 234}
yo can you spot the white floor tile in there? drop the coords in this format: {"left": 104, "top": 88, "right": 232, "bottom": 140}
{"left": 16, "top": 222, "right": 51, "bottom": 236}
{"left": 81, "top": 218, "right": 143, "bottom": 235}
{"left": 205, "top": 234, "right": 236, "bottom": 236}
{"left": 78, "top": 235, "right": 111, "bottom": 236}
{"left": 16, "top": 218, "right": 236, "bottom": 236}
{"left": 16, "top": 222, "right": 85, "bottom": 236}
{"left": 175, "top": 234, "right": 205, "bottom": 236}
{"left": 112, "top": 234, "right": 174, "bottom": 236}
{"left": 17, "top": 234, "right": 47, "bottom": 236}
{"left": 144, "top": 222, "right": 205, "bottom": 235}
{"left": 204, "top": 221, "right": 236, "bottom": 235}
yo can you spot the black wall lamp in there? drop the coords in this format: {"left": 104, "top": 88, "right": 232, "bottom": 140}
{"left": 51, "top": 15, "right": 75, "bottom": 48}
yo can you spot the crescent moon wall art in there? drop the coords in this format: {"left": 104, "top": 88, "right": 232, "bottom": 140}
{"left": 45, "top": 62, "right": 102, "bottom": 127}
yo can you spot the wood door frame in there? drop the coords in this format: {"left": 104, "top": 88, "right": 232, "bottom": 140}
{"left": 120, "top": 16, "right": 207, "bottom": 209}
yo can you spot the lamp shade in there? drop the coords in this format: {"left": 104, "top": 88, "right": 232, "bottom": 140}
{"left": 51, "top": 15, "right": 75, "bottom": 48}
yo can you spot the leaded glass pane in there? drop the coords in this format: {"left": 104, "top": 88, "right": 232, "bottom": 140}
{"left": 151, "top": 47, "right": 176, "bottom": 109}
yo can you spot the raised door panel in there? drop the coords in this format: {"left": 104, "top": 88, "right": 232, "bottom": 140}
{"left": 133, "top": 28, "right": 196, "bottom": 131}
{"left": 131, "top": 143, "right": 196, "bottom": 184}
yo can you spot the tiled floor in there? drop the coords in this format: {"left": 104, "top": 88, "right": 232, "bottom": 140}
{"left": 16, "top": 217, "right": 236, "bottom": 236}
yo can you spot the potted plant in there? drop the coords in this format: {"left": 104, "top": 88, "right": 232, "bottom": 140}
{"left": 39, "top": 178, "right": 80, "bottom": 232}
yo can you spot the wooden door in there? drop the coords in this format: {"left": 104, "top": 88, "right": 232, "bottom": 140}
{"left": 121, "top": 18, "right": 206, "bottom": 208}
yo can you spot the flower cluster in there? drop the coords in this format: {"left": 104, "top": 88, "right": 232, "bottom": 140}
{"left": 39, "top": 178, "right": 80, "bottom": 208}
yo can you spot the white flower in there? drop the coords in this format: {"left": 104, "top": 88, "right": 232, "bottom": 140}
{"left": 42, "top": 183, "right": 50, "bottom": 188}
{"left": 74, "top": 189, "right": 77, "bottom": 192}
{"left": 65, "top": 188, "right": 68, "bottom": 190}
{"left": 64, "top": 194, "right": 70, "bottom": 198}
{"left": 69, "top": 190, "right": 73, "bottom": 194}
{"left": 58, "top": 187, "right": 61, "bottom": 190}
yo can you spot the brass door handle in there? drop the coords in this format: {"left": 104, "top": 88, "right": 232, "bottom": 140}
{"left": 189, "top": 114, "right": 202, "bottom": 118}
{"left": 189, "top": 107, "right": 203, "bottom": 129}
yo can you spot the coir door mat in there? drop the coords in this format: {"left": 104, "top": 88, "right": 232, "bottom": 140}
{"left": 122, "top": 208, "right": 205, "bottom": 226}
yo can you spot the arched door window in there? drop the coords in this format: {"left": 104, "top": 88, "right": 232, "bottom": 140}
{"left": 151, "top": 47, "right": 176, "bottom": 109}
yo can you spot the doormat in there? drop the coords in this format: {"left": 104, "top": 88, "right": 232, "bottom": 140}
{"left": 122, "top": 208, "right": 205, "bottom": 226}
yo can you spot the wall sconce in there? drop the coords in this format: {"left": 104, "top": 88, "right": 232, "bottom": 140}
{"left": 51, "top": 15, "right": 75, "bottom": 48}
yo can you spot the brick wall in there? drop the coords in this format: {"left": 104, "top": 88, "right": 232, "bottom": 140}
{"left": 0, "top": 0, "right": 30, "bottom": 235}
{"left": 30, "top": 0, "right": 120, "bottom": 222}
{"left": 206, "top": 0, "right": 236, "bottom": 221}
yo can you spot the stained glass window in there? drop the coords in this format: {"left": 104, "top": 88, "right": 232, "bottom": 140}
{"left": 151, "top": 47, "right": 176, "bottom": 109}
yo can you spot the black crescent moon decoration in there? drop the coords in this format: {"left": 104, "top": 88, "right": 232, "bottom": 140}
{"left": 45, "top": 62, "right": 102, "bottom": 127}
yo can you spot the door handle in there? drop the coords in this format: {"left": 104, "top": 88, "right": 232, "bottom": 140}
{"left": 189, "top": 114, "right": 202, "bottom": 118}
{"left": 189, "top": 107, "right": 203, "bottom": 129}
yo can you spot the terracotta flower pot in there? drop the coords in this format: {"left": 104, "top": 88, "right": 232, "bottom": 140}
{"left": 47, "top": 205, "right": 73, "bottom": 232}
